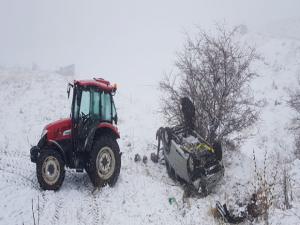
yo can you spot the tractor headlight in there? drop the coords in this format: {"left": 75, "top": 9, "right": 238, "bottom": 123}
{"left": 41, "top": 128, "right": 48, "bottom": 138}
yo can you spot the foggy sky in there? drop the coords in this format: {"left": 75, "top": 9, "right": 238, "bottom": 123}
{"left": 0, "top": 0, "right": 299, "bottom": 83}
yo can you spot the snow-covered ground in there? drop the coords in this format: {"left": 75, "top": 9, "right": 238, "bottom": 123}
{"left": 1, "top": 29, "right": 300, "bottom": 225}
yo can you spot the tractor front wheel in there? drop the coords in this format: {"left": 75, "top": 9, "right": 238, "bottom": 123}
{"left": 87, "top": 135, "right": 121, "bottom": 187}
{"left": 36, "top": 148, "right": 65, "bottom": 190}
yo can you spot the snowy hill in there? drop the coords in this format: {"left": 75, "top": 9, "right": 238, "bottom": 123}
{"left": 1, "top": 30, "right": 300, "bottom": 225}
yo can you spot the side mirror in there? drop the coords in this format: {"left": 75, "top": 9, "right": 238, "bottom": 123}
{"left": 67, "top": 86, "right": 70, "bottom": 98}
{"left": 67, "top": 83, "right": 73, "bottom": 99}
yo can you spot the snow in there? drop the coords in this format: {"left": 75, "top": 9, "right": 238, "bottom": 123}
{"left": 1, "top": 29, "right": 300, "bottom": 225}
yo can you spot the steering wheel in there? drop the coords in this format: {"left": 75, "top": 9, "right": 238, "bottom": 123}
{"left": 81, "top": 112, "right": 89, "bottom": 119}
{"left": 78, "top": 112, "right": 90, "bottom": 129}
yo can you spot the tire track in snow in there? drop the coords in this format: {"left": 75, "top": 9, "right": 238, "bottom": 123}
{"left": 0, "top": 149, "right": 28, "bottom": 159}
{"left": 0, "top": 151, "right": 38, "bottom": 189}
{"left": 39, "top": 193, "right": 64, "bottom": 225}
{"left": 92, "top": 194, "right": 101, "bottom": 225}
{"left": 59, "top": 171, "right": 100, "bottom": 225}
{"left": 35, "top": 192, "right": 47, "bottom": 224}
{"left": 74, "top": 193, "right": 87, "bottom": 225}
{"left": 79, "top": 191, "right": 101, "bottom": 225}
{"left": 0, "top": 168, "right": 38, "bottom": 190}
{"left": 51, "top": 197, "right": 63, "bottom": 225}
{"left": 0, "top": 150, "right": 33, "bottom": 172}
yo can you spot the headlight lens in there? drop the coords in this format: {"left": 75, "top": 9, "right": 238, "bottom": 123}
{"left": 41, "top": 128, "right": 48, "bottom": 138}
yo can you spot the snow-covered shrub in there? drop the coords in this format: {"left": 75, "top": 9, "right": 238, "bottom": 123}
{"left": 282, "top": 165, "right": 292, "bottom": 210}
{"left": 160, "top": 25, "right": 259, "bottom": 144}
{"left": 288, "top": 79, "right": 300, "bottom": 158}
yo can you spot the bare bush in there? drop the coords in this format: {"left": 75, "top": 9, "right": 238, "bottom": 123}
{"left": 248, "top": 150, "right": 278, "bottom": 225}
{"left": 160, "top": 25, "right": 259, "bottom": 144}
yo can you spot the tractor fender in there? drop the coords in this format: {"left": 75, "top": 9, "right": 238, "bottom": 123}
{"left": 37, "top": 133, "right": 67, "bottom": 160}
{"left": 33, "top": 135, "right": 67, "bottom": 163}
{"left": 84, "top": 124, "right": 120, "bottom": 152}
{"left": 48, "top": 140, "right": 67, "bottom": 162}
{"left": 97, "top": 123, "right": 120, "bottom": 139}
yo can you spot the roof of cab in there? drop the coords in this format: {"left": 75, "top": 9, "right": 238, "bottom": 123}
{"left": 74, "top": 78, "right": 117, "bottom": 92}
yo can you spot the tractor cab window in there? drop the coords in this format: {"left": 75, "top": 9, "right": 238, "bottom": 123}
{"left": 79, "top": 90, "right": 90, "bottom": 117}
{"left": 73, "top": 92, "right": 79, "bottom": 121}
{"left": 112, "top": 101, "right": 116, "bottom": 119}
{"left": 91, "top": 90, "right": 100, "bottom": 118}
{"left": 101, "top": 92, "right": 112, "bottom": 122}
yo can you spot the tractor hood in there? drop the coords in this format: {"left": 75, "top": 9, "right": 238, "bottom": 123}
{"left": 45, "top": 118, "right": 72, "bottom": 141}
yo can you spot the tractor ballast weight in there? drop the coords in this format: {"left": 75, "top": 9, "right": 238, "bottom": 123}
{"left": 30, "top": 78, "right": 121, "bottom": 190}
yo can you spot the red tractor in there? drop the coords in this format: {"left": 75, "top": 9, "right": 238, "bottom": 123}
{"left": 30, "top": 78, "right": 121, "bottom": 190}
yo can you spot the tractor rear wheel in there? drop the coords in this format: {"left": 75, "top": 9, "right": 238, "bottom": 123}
{"left": 87, "top": 135, "right": 121, "bottom": 187}
{"left": 36, "top": 148, "right": 65, "bottom": 190}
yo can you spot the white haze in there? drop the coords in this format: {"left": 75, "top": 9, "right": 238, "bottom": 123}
{"left": 0, "top": 0, "right": 300, "bottom": 84}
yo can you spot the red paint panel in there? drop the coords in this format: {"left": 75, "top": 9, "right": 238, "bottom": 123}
{"left": 45, "top": 118, "right": 72, "bottom": 141}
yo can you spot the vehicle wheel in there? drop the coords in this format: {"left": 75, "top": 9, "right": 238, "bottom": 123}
{"left": 88, "top": 135, "right": 121, "bottom": 187}
{"left": 36, "top": 148, "right": 65, "bottom": 191}
{"left": 213, "top": 142, "right": 223, "bottom": 161}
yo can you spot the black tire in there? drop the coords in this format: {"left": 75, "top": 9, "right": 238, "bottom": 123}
{"left": 36, "top": 148, "right": 65, "bottom": 191}
{"left": 87, "top": 135, "right": 121, "bottom": 187}
{"left": 213, "top": 142, "right": 223, "bottom": 161}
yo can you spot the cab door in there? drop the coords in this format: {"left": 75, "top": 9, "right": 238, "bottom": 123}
{"left": 72, "top": 88, "right": 101, "bottom": 153}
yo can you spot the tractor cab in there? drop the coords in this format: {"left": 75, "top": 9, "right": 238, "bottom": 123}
{"left": 71, "top": 79, "right": 118, "bottom": 154}
{"left": 30, "top": 78, "right": 121, "bottom": 190}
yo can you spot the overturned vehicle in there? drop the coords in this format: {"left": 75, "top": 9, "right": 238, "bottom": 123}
{"left": 155, "top": 98, "right": 224, "bottom": 196}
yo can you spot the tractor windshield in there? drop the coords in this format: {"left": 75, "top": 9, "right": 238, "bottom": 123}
{"left": 72, "top": 86, "right": 117, "bottom": 124}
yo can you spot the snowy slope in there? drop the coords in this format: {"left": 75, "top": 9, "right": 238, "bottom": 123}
{"left": 1, "top": 29, "right": 300, "bottom": 225}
